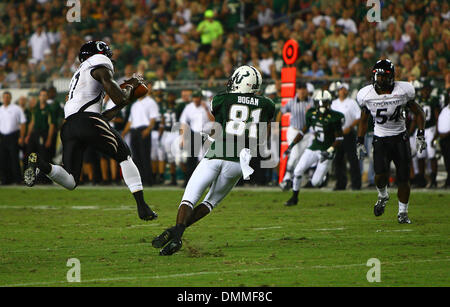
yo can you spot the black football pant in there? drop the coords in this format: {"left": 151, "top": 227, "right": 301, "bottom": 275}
{"left": 60, "top": 112, "right": 131, "bottom": 185}
{"left": 373, "top": 131, "right": 411, "bottom": 184}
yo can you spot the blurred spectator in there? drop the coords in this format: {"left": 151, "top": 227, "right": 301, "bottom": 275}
{"left": 196, "top": 10, "right": 223, "bottom": 53}
{"left": 0, "top": 91, "right": 26, "bottom": 184}
{"left": 122, "top": 87, "right": 160, "bottom": 186}
{"left": 331, "top": 83, "right": 361, "bottom": 190}
{"left": 25, "top": 88, "right": 56, "bottom": 184}
{"left": 179, "top": 90, "right": 214, "bottom": 186}
{"left": 28, "top": 23, "right": 51, "bottom": 63}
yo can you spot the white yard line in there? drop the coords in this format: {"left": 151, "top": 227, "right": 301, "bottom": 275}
{"left": 2, "top": 258, "right": 448, "bottom": 287}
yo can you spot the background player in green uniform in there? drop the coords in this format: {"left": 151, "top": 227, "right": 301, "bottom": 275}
{"left": 413, "top": 79, "right": 441, "bottom": 188}
{"left": 159, "top": 91, "right": 178, "bottom": 185}
{"left": 152, "top": 65, "right": 275, "bottom": 256}
{"left": 283, "top": 90, "right": 344, "bottom": 206}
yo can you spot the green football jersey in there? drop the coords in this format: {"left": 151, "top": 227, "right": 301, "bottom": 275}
{"left": 418, "top": 97, "right": 440, "bottom": 128}
{"left": 206, "top": 92, "right": 276, "bottom": 161}
{"left": 161, "top": 104, "right": 177, "bottom": 131}
{"left": 306, "top": 108, "right": 344, "bottom": 151}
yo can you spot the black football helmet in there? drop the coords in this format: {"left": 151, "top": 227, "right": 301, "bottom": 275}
{"left": 372, "top": 59, "right": 395, "bottom": 92}
{"left": 78, "top": 40, "right": 113, "bottom": 63}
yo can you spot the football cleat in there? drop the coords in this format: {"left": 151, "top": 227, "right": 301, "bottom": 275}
{"left": 152, "top": 228, "right": 174, "bottom": 249}
{"left": 284, "top": 195, "right": 298, "bottom": 206}
{"left": 397, "top": 212, "right": 411, "bottom": 224}
{"left": 159, "top": 239, "right": 182, "bottom": 256}
{"left": 137, "top": 203, "right": 158, "bottom": 221}
{"left": 24, "top": 153, "right": 38, "bottom": 187}
{"left": 374, "top": 194, "right": 389, "bottom": 216}
{"left": 279, "top": 179, "right": 292, "bottom": 191}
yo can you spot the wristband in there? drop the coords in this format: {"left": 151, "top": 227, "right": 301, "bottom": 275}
{"left": 417, "top": 129, "right": 424, "bottom": 137}
{"left": 357, "top": 136, "right": 365, "bottom": 144}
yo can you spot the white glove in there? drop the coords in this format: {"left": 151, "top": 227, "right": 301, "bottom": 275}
{"left": 416, "top": 130, "right": 427, "bottom": 154}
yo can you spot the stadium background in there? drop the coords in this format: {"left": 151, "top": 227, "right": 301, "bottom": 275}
{"left": 0, "top": 0, "right": 449, "bottom": 187}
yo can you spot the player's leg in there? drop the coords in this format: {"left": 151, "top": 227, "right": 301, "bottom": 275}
{"left": 415, "top": 128, "right": 427, "bottom": 187}
{"left": 24, "top": 119, "right": 81, "bottom": 189}
{"left": 164, "top": 132, "right": 178, "bottom": 185}
{"left": 152, "top": 158, "right": 221, "bottom": 254}
{"left": 191, "top": 160, "right": 242, "bottom": 225}
{"left": 311, "top": 158, "right": 332, "bottom": 187}
{"left": 280, "top": 127, "right": 300, "bottom": 190}
{"left": 286, "top": 149, "right": 318, "bottom": 206}
{"left": 425, "top": 127, "right": 437, "bottom": 188}
{"left": 372, "top": 136, "right": 390, "bottom": 216}
{"left": 392, "top": 135, "right": 412, "bottom": 224}
{"left": 88, "top": 114, "right": 157, "bottom": 220}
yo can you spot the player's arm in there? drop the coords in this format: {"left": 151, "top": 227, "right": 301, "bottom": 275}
{"left": 407, "top": 100, "right": 425, "bottom": 130}
{"left": 407, "top": 100, "right": 427, "bottom": 153}
{"left": 91, "top": 67, "right": 136, "bottom": 120}
{"left": 357, "top": 106, "right": 370, "bottom": 142}
{"left": 284, "top": 125, "right": 308, "bottom": 157}
{"left": 356, "top": 106, "right": 370, "bottom": 159}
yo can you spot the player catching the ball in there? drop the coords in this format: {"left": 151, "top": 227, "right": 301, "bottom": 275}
{"left": 24, "top": 40, "right": 158, "bottom": 221}
{"left": 152, "top": 65, "right": 275, "bottom": 255}
{"left": 356, "top": 59, "right": 426, "bottom": 224}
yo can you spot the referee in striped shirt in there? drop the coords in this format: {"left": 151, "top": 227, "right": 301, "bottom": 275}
{"left": 279, "top": 82, "right": 314, "bottom": 190}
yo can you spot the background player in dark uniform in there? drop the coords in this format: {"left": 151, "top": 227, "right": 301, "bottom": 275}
{"left": 357, "top": 60, "right": 426, "bottom": 224}
{"left": 24, "top": 41, "right": 157, "bottom": 221}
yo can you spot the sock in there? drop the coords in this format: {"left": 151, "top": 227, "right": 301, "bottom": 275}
{"left": 172, "top": 224, "right": 186, "bottom": 240}
{"left": 376, "top": 185, "right": 388, "bottom": 198}
{"left": 38, "top": 159, "right": 51, "bottom": 174}
{"left": 292, "top": 190, "right": 299, "bottom": 199}
{"left": 186, "top": 202, "right": 212, "bottom": 227}
{"left": 292, "top": 175, "right": 302, "bottom": 192}
{"left": 398, "top": 201, "right": 408, "bottom": 213}
{"left": 46, "top": 165, "right": 76, "bottom": 190}
{"left": 133, "top": 190, "right": 146, "bottom": 207}
{"left": 120, "top": 156, "right": 143, "bottom": 193}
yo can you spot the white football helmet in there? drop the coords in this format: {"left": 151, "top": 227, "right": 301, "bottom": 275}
{"left": 313, "top": 90, "right": 332, "bottom": 114}
{"left": 227, "top": 65, "right": 262, "bottom": 94}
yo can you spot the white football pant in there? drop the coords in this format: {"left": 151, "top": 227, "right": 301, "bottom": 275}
{"left": 283, "top": 127, "right": 313, "bottom": 181}
{"left": 181, "top": 158, "right": 242, "bottom": 210}
{"left": 292, "top": 149, "right": 331, "bottom": 191}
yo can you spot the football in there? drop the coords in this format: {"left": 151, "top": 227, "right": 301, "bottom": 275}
{"left": 120, "top": 82, "right": 148, "bottom": 99}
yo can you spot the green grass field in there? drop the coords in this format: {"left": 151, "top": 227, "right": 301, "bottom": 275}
{"left": 0, "top": 186, "right": 449, "bottom": 287}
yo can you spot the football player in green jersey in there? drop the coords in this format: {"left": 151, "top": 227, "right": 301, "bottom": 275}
{"left": 159, "top": 91, "right": 179, "bottom": 185}
{"left": 152, "top": 65, "right": 275, "bottom": 255}
{"left": 412, "top": 79, "right": 441, "bottom": 188}
{"left": 283, "top": 90, "right": 344, "bottom": 206}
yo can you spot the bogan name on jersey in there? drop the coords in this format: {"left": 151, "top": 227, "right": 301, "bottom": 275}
{"left": 237, "top": 96, "right": 259, "bottom": 106}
